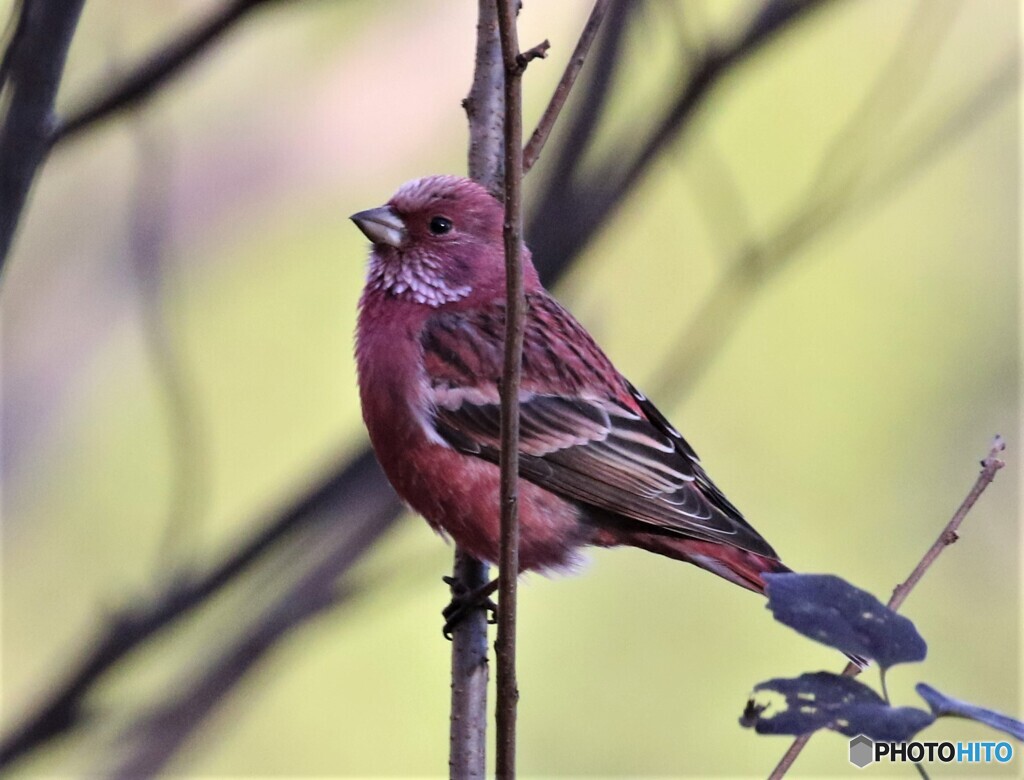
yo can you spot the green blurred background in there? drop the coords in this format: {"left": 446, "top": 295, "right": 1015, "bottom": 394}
{"left": 1, "top": 0, "right": 1019, "bottom": 777}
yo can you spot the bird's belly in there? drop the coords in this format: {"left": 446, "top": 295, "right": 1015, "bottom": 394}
{"left": 384, "top": 439, "right": 590, "bottom": 573}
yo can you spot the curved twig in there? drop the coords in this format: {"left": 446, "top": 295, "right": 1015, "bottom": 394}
{"left": 768, "top": 437, "right": 1007, "bottom": 779}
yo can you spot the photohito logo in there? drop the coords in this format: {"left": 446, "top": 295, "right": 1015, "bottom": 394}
{"left": 849, "top": 735, "right": 1014, "bottom": 769}
{"left": 849, "top": 735, "right": 874, "bottom": 768}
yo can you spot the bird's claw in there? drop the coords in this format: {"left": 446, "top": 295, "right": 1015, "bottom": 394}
{"left": 441, "top": 576, "right": 499, "bottom": 640}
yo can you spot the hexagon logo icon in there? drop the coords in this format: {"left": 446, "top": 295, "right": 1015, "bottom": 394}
{"left": 849, "top": 734, "right": 874, "bottom": 768}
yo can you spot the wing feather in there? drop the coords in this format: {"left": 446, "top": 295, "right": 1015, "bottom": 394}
{"left": 422, "top": 296, "right": 779, "bottom": 558}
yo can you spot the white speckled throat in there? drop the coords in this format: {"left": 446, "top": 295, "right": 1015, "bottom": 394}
{"left": 366, "top": 247, "right": 472, "bottom": 307}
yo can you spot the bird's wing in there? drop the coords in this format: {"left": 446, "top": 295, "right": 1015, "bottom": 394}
{"left": 421, "top": 294, "right": 778, "bottom": 558}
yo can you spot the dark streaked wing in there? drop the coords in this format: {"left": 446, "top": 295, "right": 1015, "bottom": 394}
{"left": 422, "top": 295, "right": 779, "bottom": 558}
{"left": 622, "top": 378, "right": 752, "bottom": 528}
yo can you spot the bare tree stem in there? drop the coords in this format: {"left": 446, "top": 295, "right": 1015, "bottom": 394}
{"left": 522, "top": 0, "right": 609, "bottom": 173}
{"left": 465, "top": 0, "right": 507, "bottom": 197}
{"left": 767, "top": 437, "right": 1007, "bottom": 779}
{"left": 448, "top": 552, "right": 490, "bottom": 778}
{"left": 494, "top": 0, "right": 532, "bottom": 774}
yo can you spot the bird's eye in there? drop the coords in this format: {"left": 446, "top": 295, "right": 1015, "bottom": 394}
{"left": 429, "top": 216, "right": 453, "bottom": 235}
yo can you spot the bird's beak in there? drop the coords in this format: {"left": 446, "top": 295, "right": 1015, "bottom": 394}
{"left": 350, "top": 205, "right": 407, "bottom": 248}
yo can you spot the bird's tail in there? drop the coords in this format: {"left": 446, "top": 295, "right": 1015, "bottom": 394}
{"left": 623, "top": 533, "right": 789, "bottom": 594}
{"left": 623, "top": 533, "right": 869, "bottom": 669}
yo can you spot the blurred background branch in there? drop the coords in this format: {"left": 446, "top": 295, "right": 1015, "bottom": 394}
{"left": 126, "top": 121, "right": 210, "bottom": 567}
{"left": 648, "top": 0, "right": 1015, "bottom": 400}
{"left": 101, "top": 473, "right": 397, "bottom": 779}
{"left": 0, "top": 450, "right": 399, "bottom": 769}
{"left": 0, "top": 0, "right": 86, "bottom": 272}
{"left": 52, "top": 0, "right": 292, "bottom": 146}
{"left": 526, "top": 0, "right": 839, "bottom": 281}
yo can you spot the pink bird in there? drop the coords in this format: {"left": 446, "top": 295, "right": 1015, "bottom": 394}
{"left": 352, "top": 175, "right": 790, "bottom": 614}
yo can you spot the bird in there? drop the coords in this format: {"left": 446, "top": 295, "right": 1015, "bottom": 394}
{"left": 352, "top": 174, "right": 790, "bottom": 616}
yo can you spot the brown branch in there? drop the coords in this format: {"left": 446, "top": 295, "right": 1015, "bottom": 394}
{"left": 494, "top": 0, "right": 529, "bottom": 774}
{"left": 465, "top": 0, "right": 507, "bottom": 197}
{"left": 523, "top": 0, "right": 637, "bottom": 287}
{"left": 768, "top": 437, "right": 1007, "bottom": 780}
{"left": 890, "top": 437, "right": 1006, "bottom": 610}
{"left": 448, "top": 551, "right": 490, "bottom": 778}
{"left": 522, "top": 0, "right": 610, "bottom": 174}
{"left": 0, "top": 0, "right": 87, "bottom": 275}
{"left": 50, "top": 0, "right": 283, "bottom": 147}
{"left": 518, "top": 40, "right": 551, "bottom": 68}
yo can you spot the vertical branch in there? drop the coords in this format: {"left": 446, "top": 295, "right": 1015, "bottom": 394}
{"left": 0, "top": 0, "right": 87, "bottom": 274}
{"left": 494, "top": 2, "right": 537, "bottom": 775}
{"left": 448, "top": 550, "right": 490, "bottom": 778}
{"left": 449, "top": 2, "right": 505, "bottom": 776}
{"left": 465, "top": 0, "right": 506, "bottom": 196}
{"left": 457, "top": 2, "right": 599, "bottom": 773}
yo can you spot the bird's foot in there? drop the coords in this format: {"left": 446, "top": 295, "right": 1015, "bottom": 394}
{"left": 442, "top": 576, "right": 498, "bottom": 640}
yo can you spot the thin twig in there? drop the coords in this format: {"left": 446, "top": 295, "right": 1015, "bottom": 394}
{"left": 51, "top": 0, "right": 282, "bottom": 147}
{"left": 522, "top": 0, "right": 609, "bottom": 174}
{"left": 890, "top": 437, "right": 1006, "bottom": 610}
{"left": 768, "top": 437, "right": 1007, "bottom": 779}
{"left": 494, "top": 0, "right": 531, "bottom": 775}
{"left": 518, "top": 40, "right": 551, "bottom": 68}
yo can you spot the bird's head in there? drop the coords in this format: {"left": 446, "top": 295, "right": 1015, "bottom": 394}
{"left": 351, "top": 175, "right": 538, "bottom": 308}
